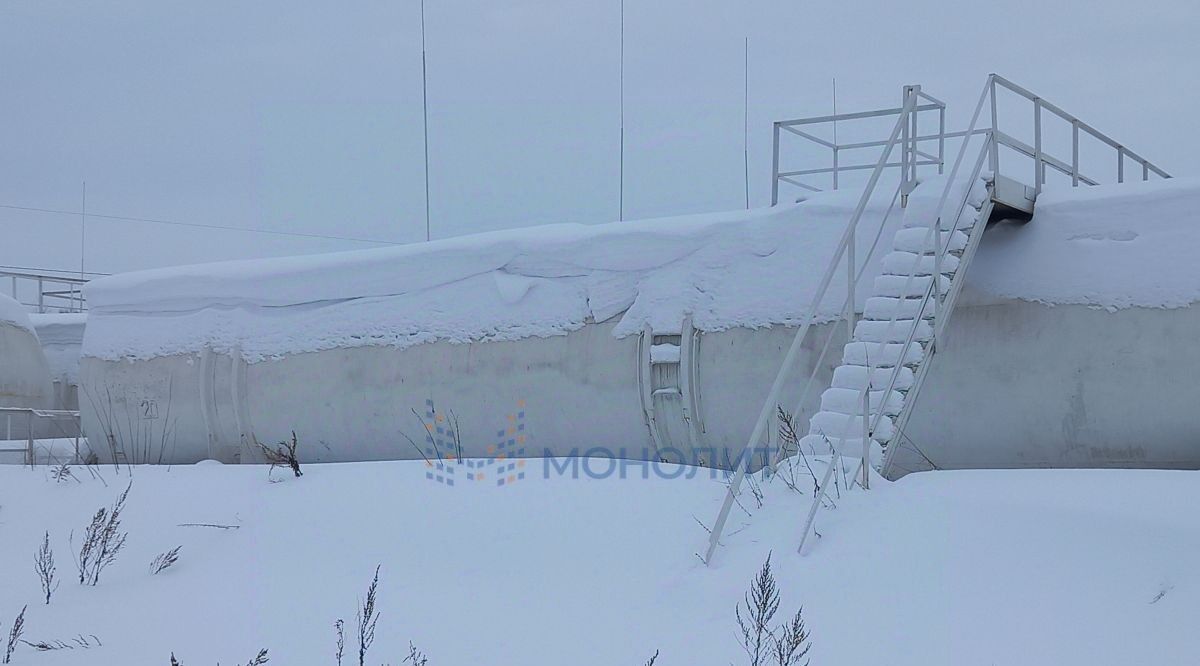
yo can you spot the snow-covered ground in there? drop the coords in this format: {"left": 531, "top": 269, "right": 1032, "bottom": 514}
{"left": 1, "top": 461, "right": 1195, "bottom": 664}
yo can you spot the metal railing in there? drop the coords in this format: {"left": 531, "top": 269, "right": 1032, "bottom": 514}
{"left": 771, "top": 74, "right": 1170, "bottom": 207}
{"left": 705, "top": 85, "right": 928, "bottom": 563}
{"left": 2, "top": 270, "right": 91, "bottom": 312}
{"left": 771, "top": 87, "right": 948, "bottom": 203}
{"left": 987, "top": 74, "right": 1169, "bottom": 193}
{"left": 0, "top": 407, "right": 83, "bottom": 467}
{"left": 706, "top": 74, "right": 1172, "bottom": 565}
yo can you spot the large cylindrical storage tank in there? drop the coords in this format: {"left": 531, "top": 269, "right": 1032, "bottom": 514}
{"left": 78, "top": 178, "right": 1200, "bottom": 473}
{"left": 79, "top": 198, "right": 879, "bottom": 467}
{"left": 0, "top": 294, "right": 54, "bottom": 441}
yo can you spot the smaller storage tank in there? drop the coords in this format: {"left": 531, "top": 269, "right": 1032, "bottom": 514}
{"left": 0, "top": 293, "right": 54, "bottom": 441}
{"left": 29, "top": 313, "right": 86, "bottom": 411}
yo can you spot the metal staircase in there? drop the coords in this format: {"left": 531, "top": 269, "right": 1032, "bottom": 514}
{"left": 702, "top": 74, "right": 1171, "bottom": 564}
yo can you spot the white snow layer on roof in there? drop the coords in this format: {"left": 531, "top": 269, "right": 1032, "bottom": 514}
{"left": 82, "top": 175, "right": 1199, "bottom": 362}
{"left": 82, "top": 185, "right": 911, "bottom": 362}
{"left": 967, "top": 176, "right": 1200, "bottom": 309}
{"left": 0, "top": 293, "right": 35, "bottom": 334}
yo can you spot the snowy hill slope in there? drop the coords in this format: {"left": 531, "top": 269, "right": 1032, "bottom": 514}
{"left": 0, "top": 462, "right": 1195, "bottom": 664}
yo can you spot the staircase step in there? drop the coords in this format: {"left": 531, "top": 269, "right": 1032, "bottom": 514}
{"left": 798, "top": 434, "right": 881, "bottom": 460}
{"left": 831, "top": 365, "right": 914, "bottom": 392}
{"left": 873, "top": 275, "right": 948, "bottom": 299}
{"left": 820, "top": 387, "right": 904, "bottom": 416}
{"left": 863, "top": 296, "right": 937, "bottom": 321}
{"left": 892, "top": 228, "right": 969, "bottom": 254}
{"left": 853, "top": 318, "right": 932, "bottom": 343}
{"left": 902, "top": 205, "right": 981, "bottom": 231}
{"left": 810, "top": 409, "right": 895, "bottom": 442}
{"left": 842, "top": 341, "right": 924, "bottom": 367}
{"left": 882, "top": 251, "right": 959, "bottom": 276}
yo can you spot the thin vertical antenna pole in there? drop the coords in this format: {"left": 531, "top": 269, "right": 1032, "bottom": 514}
{"left": 420, "top": 0, "right": 431, "bottom": 242}
{"left": 743, "top": 36, "right": 749, "bottom": 209}
{"left": 832, "top": 78, "right": 839, "bottom": 190}
{"left": 770, "top": 122, "right": 780, "bottom": 205}
{"left": 80, "top": 180, "right": 87, "bottom": 278}
{"left": 619, "top": 0, "right": 625, "bottom": 221}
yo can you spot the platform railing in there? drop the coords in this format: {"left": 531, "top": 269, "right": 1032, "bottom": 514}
{"left": 772, "top": 74, "right": 1170, "bottom": 207}
{"left": 2, "top": 270, "right": 91, "bottom": 313}
{"left": 771, "top": 88, "right": 947, "bottom": 203}
{"left": 987, "top": 74, "right": 1170, "bottom": 194}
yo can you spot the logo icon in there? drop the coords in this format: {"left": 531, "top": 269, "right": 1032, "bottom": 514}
{"left": 423, "top": 399, "right": 527, "bottom": 487}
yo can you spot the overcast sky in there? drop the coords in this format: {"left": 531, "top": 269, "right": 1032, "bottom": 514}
{"left": 2, "top": 0, "right": 1197, "bottom": 275}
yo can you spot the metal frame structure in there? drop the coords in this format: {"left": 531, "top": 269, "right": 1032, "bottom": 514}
{"left": 771, "top": 75, "right": 1168, "bottom": 206}
{"left": 2, "top": 269, "right": 89, "bottom": 313}
{"left": 0, "top": 407, "right": 83, "bottom": 467}
{"left": 705, "top": 74, "right": 1170, "bottom": 565}
{"left": 771, "top": 87, "right": 948, "bottom": 203}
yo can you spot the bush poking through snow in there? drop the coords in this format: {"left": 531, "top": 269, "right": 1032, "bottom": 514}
{"left": 3, "top": 606, "right": 26, "bottom": 664}
{"left": 51, "top": 461, "right": 77, "bottom": 484}
{"left": 737, "top": 555, "right": 780, "bottom": 666}
{"left": 771, "top": 607, "right": 811, "bottom": 666}
{"left": 260, "top": 432, "right": 302, "bottom": 478}
{"left": 356, "top": 566, "right": 381, "bottom": 666}
{"left": 403, "top": 641, "right": 429, "bottom": 665}
{"left": 334, "top": 619, "right": 345, "bottom": 665}
{"left": 35, "top": 531, "right": 59, "bottom": 604}
{"left": 644, "top": 649, "right": 660, "bottom": 665}
{"left": 72, "top": 482, "right": 131, "bottom": 586}
{"left": 777, "top": 406, "right": 821, "bottom": 497}
{"left": 20, "top": 635, "right": 101, "bottom": 651}
{"left": 243, "top": 648, "right": 270, "bottom": 665}
{"left": 169, "top": 648, "right": 268, "bottom": 665}
{"left": 149, "top": 545, "right": 182, "bottom": 575}
{"left": 736, "top": 554, "right": 811, "bottom": 666}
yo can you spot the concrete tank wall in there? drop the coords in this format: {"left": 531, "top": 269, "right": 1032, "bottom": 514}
{"left": 78, "top": 319, "right": 846, "bottom": 466}
{"left": 80, "top": 295, "right": 1200, "bottom": 472}
{"left": 899, "top": 300, "right": 1200, "bottom": 474}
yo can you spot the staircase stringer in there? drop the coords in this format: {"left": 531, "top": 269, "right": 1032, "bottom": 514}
{"left": 879, "top": 194, "right": 995, "bottom": 480}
